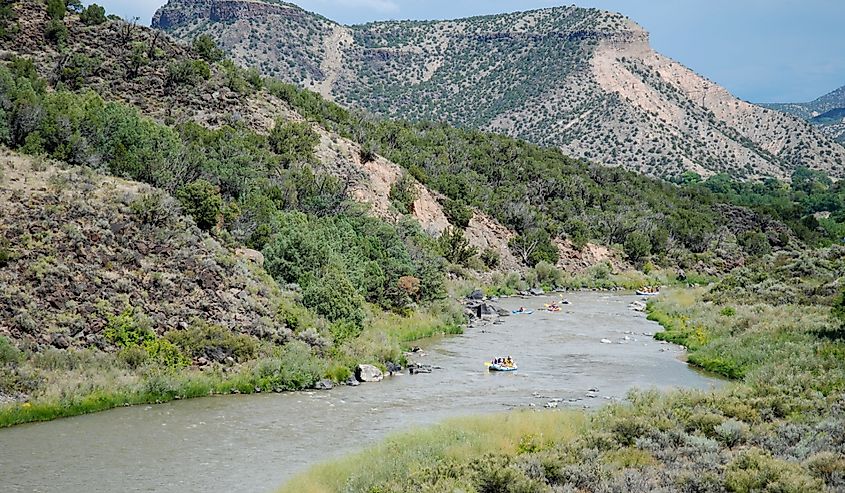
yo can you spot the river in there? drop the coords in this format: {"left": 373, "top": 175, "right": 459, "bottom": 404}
{"left": 0, "top": 292, "right": 722, "bottom": 493}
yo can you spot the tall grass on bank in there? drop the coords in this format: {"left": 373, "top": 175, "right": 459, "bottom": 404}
{"left": 281, "top": 411, "right": 588, "bottom": 493}
{"left": 0, "top": 302, "right": 466, "bottom": 427}
{"left": 649, "top": 289, "right": 835, "bottom": 381}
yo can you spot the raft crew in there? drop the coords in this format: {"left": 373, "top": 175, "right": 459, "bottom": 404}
{"left": 491, "top": 357, "right": 514, "bottom": 367}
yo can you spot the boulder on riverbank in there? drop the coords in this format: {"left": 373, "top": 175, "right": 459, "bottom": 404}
{"left": 355, "top": 364, "right": 384, "bottom": 382}
{"left": 464, "top": 300, "right": 501, "bottom": 322}
{"left": 529, "top": 288, "right": 545, "bottom": 296}
{"left": 314, "top": 379, "right": 334, "bottom": 390}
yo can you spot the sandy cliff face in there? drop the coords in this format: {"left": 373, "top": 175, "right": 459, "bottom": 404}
{"left": 154, "top": 0, "right": 845, "bottom": 179}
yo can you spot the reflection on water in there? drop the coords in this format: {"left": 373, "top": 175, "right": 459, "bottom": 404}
{"left": 0, "top": 293, "right": 722, "bottom": 493}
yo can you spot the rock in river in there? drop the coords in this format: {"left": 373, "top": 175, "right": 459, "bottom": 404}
{"left": 478, "top": 303, "right": 499, "bottom": 321}
{"left": 355, "top": 364, "right": 384, "bottom": 383}
{"left": 314, "top": 379, "right": 334, "bottom": 391}
{"left": 495, "top": 307, "right": 511, "bottom": 317}
{"left": 529, "top": 288, "right": 545, "bottom": 296}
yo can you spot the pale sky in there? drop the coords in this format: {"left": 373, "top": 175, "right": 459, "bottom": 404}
{"left": 92, "top": 0, "right": 845, "bottom": 104}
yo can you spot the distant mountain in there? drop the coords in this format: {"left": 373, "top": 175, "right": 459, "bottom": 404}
{"left": 813, "top": 108, "right": 845, "bottom": 124}
{"left": 153, "top": 0, "right": 845, "bottom": 179}
{"left": 764, "top": 85, "right": 845, "bottom": 119}
{"left": 763, "top": 85, "right": 845, "bottom": 143}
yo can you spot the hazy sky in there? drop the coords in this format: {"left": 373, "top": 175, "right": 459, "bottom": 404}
{"left": 93, "top": 0, "right": 845, "bottom": 103}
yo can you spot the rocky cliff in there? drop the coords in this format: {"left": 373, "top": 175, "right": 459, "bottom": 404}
{"left": 0, "top": 151, "right": 289, "bottom": 351}
{"left": 154, "top": 0, "right": 845, "bottom": 180}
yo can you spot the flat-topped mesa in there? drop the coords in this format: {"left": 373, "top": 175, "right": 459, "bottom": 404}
{"left": 355, "top": 6, "right": 647, "bottom": 40}
{"left": 153, "top": 0, "right": 845, "bottom": 179}
{"left": 152, "top": 0, "right": 210, "bottom": 29}
{"left": 153, "top": 0, "right": 306, "bottom": 30}
{"left": 210, "top": 0, "right": 306, "bottom": 22}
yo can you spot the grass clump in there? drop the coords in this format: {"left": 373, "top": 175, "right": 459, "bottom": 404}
{"left": 281, "top": 411, "right": 587, "bottom": 493}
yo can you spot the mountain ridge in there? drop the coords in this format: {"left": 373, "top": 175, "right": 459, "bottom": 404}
{"left": 762, "top": 84, "right": 845, "bottom": 143}
{"left": 153, "top": 0, "right": 845, "bottom": 180}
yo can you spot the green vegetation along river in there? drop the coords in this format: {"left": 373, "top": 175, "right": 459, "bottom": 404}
{"left": 0, "top": 293, "right": 720, "bottom": 493}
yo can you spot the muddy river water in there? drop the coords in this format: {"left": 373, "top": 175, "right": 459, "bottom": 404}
{"left": 0, "top": 292, "right": 722, "bottom": 492}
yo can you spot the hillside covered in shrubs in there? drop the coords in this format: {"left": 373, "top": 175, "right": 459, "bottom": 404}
{"left": 154, "top": 0, "right": 845, "bottom": 180}
{"left": 0, "top": 0, "right": 840, "bottom": 436}
{"left": 0, "top": 0, "right": 809, "bottom": 276}
{"left": 0, "top": 149, "right": 468, "bottom": 425}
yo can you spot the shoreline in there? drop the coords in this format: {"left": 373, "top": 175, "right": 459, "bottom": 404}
{"left": 0, "top": 289, "right": 677, "bottom": 429}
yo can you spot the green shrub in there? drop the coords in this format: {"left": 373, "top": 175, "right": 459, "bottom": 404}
{"left": 0, "top": 336, "right": 22, "bottom": 366}
{"left": 268, "top": 120, "right": 319, "bottom": 165}
{"left": 516, "top": 434, "right": 542, "bottom": 454}
{"left": 247, "top": 223, "right": 273, "bottom": 250}
{"left": 359, "top": 141, "right": 378, "bottom": 163}
{"left": 302, "top": 266, "right": 365, "bottom": 327}
{"left": 325, "top": 362, "right": 352, "bottom": 383}
{"left": 176, "top": 179, "right": 223, "bottom": 231}
{"left": 533, "top": 261, "right": 563, "bottom": 287}
{"left": 509, "top": 228, "right": 558, "bottom": 267}
{"left": 263, "top": 214, "right": 331, "bottom": 285}
{"left": 165, "top": 321, "right": 258, "bottom": 362}
{"left": 45, "top": 19, "right": 67, "bottom": 47}
{"left": 329, "top": 320, "right": 362, "bottom": 345}
{"left": 738, "top": 230, "right": 772, "bottom": 256}
{"left": 142, "top": 339, "right": 189, "bottom": 370}
{"left": 46, "top": 0, "right": 66, "bottom": 20}
{"left": 130, "top": 191, "right": 174, "bottom": 226}
{"left": 276, "top": 296, "right": 318, "bottom": 333}
{"left": 10, "top": 56, "right": 38, "bottom": 80}
{"left": 566, "top": 219, "right": 590, "bottom": 250}
{"left": 480, "top": 248, "right": 500, "bottom": 269}
{"left": 252, "top": 341, "right": 325, "bottom": 391}
{"left": 117, "top": 346, "right": 148, "bottom": 369}
{"left": 726, "top": 449, "right": 823, "bottom": 493}
{"left": 57, "top": 53, "right": 98, "bottom": 90}
{"left": 611, "top": 417, "right": 648, "bottom": 446}
{"left": 443, "top": 199, "right": 472, "bottom": 228}
{"left": 192, "top": 34, "right": 224, "bottom": 63}
{"left": 166, "top": 59, "right": 210, "bottom": 86}
{"left": 804, "top": 452, "right": 845, "bottom": 484}
{"left": 714, "top": 418, "right": 748, "bottom": 448}
{"left": 79, "top": 4, "right": 106, "bottom": 25}
{"left": 832, "top": 289, "right": 845, "bottom": 327}
{"left": 103, "top": 308, "right": 154, "bottom": 348}
{"left": 624, "top": 231, "right": 652, "bottom": 262}
{"left": 0, "top": 244, "right": 13, "bottom": 267}
{"left": 388, "top": 173, "right": 418, "bottom": 215}
{"left": 438, "top": 227, "right": 478, "bottom": 266}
